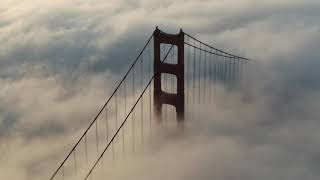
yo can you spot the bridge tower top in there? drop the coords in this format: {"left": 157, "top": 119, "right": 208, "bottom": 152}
{"left": 153, "top": 27, "right": 185, "bottom": 122}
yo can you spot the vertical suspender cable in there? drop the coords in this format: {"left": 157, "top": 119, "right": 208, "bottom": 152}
{"left": 204, "top": 46, "right": 207, "bottom": 103}
{"left": 124, "top": 79, "right": 127, "bottom": 117}
{"left": 225, "top": 55, "right": 228, "bottom": 88}
{"left": 232, "top": 57, "right": 236, "bottom": 89}
{"left": 61, "top": 165, "right": 64, "bottom": 180}
{"left": 217, "top": 54, "right": 220, "bottom": 84}
{"left": 219, "top": 55, "right": 222, "bottom": 85}
{"left": 209, "top": 48, "right": 212, "bottom": 103}
{"left": 148, "top": 41, "right": 152, "bottom": 139}
{"left": 115, "top": 92, "right": 118, "bottom": 160}
{"left": 186, "top": 36, "right": 190, "bottom": 106}
{"left": 101, "top": 155, "right": 104, "bottom": 175}
{"left": 240, "top": 59, "right": 243, "bottom": 87}
{"left": 186, "top": 36, "right": 190, "bottom": 118}
{"left": 213, "top": 49, "right": 216, "bottom": 97}
{"left": 112, "top": 139, "right": 115, "bottom": 166}
{"left": 85, "top": 134, "right": 88, "bottom": 164}
{"left": 106, "top": 106, "right": 108, "bottom": 142}
{"left": 95, "top": 119, "right": 99, "bottom": 155}
{"left": 141, "top": 53, "right": 144, "bottom": 148}
{"left": 222, "top": 55, "right": 225, "bottom": 87}
{"left": 132, "top": 65, "right": 135, "bottom": 152}
{"left": 235, "top": 57, "right": 239, "bottom": 88}
{"left": 244, "top": 58, "right": 247, "bottom": 90}
{"left": 73, "top": 149, "right": 77, "bottom": 175}
{"left": 198, "top": 43, "right": 201, "bottom": 104}
{"left": 123, "top": 79, "right": 126, "bottom": 154}
{"left": 115, "top": 92, "right": 118, "bottom": 141}
{"left": 228, "top": 56, "right": 232, "bottom": 89}
{"left": 192, "top": 40, "right": 196, "bottom": 116}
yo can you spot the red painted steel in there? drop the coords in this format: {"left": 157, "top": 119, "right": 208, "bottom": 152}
{"left": 153, "top": 27, "right": 185, "bottom": 122}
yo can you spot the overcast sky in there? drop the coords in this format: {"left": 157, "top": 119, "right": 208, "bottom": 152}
{"left": 0, "top": 0, "right": 320, "bottom": 180}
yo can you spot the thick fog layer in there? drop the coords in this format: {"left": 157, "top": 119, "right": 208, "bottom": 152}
{"left": 0, "top": 0, "right": 319, "bottom": 179}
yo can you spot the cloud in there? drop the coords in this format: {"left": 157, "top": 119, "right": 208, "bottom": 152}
{"left": 0, "top": 0, "right": 320, "bottom": 180}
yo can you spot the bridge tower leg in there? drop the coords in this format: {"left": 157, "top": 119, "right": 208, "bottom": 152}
{"left": 153, "top": 27, "right": 185, "bottom": 123}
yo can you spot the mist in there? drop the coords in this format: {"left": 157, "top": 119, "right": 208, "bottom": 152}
{"left": 0, "top": 0, "right": 320, "bottom": 180}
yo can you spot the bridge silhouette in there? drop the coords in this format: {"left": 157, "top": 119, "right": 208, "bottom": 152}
{"left": 49, "top": 27, "right": 253, "bottom": 180}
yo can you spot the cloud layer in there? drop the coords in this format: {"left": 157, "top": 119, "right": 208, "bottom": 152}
{"left": 0, "top": 0, "right": 320, "bottom": 180}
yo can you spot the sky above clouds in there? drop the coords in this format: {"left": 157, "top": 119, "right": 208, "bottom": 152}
{"left": 0, "top": 0, "right": 320, "bottom": 180}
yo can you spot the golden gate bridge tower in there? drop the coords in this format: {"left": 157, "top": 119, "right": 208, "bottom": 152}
{"left": 153, "top": 27, "right": 185, "bottom": 122}
{"left": 49, "top": 27, "right": 252, "bottom": 180}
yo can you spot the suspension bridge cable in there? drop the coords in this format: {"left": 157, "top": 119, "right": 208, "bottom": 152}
{"left": 49, "top": 33, "right": 154, "bottom": 180}
{"left": 184, "top": 42, "right": 237, "bottom": 59}
{"left": 184, "top": 33, "right": 252, "bottom": 61}
{"left": 51, "top": 29, "right": 254, "bottom": 180}
{"left": 83, "top": 44, "right": 174, "bottom": 180}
